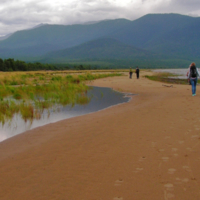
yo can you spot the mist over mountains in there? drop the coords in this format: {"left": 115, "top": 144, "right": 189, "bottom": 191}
{"left": 0, "top": 13, "right": 199, "bottom": 68}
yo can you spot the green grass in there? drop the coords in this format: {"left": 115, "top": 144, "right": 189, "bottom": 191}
{"left": 0, "top": 71, "right": 122, "bottom": 124}
{"left": 145, "top": 72, "right": 189, "bottom": 84}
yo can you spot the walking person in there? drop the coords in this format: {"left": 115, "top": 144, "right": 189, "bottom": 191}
{"left": 135, "top": 67, "right": 140, "bottom": 79}
{"left": 129, "top": 67, "right": 133, "bottom": 79}
{"left": 187, "top": 62, "right": 199, "bottom": 96}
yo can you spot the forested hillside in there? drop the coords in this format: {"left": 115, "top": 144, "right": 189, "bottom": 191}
{"left": 0, "top": 13, "right": 199, "bottom": 68}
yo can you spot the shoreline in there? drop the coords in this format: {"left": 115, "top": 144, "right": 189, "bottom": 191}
{"left": 0, "top": 85, "right": 131, "bottom": 142}
{"left": 0, "top": 71, "right": 200, "bottom": 199}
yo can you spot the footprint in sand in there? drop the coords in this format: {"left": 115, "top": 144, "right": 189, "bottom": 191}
{"left": 191, "top": 135, "right": 199, "bottom": 139}
{"left": 175, "top": 177, "right": 189, "bottom": 184}
{"left": 162, "top": 157, "right": 169, "bottom": 162}
{"left": 182, "top": 178, "right": 189, "bottom": 183}
{"left": 139, "top": 156, "right": 146, "bottom": 162}
{"left": 113, "top": 197, "right": 123, "bottom": 200}
{"left": 114, "top": 179, "right": 123, "bottom": 186}
{"left": 136, "top": 168, "right": 144, "bottom": 171}
{"left": 164, "top": 192, "right": 175, "bottom": 199}
{"left": 172, "top": 148, "right": 178, "bottom": 152}
{"left": 134, "top": 168, "right": 144, "bottom": 173}
{"left": 168, "top": 168, "right": 176, "bottom": 174}
{"left": 164, "top": 183, "right": 175, "bottom": 198}
{"left": 182, "top": 166, "right": 192, "bottom": 172}
{"left": 164, "top": 183, "right": 174, "bottom": 189}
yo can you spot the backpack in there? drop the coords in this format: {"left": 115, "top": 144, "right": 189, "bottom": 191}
{"left": 190, "top": 66, "right": 197, "bottom": 78}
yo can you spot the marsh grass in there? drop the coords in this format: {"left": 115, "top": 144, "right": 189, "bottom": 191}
{"left": 145, "top": 72, "right": 188, "bottom": 84}
{"left": 0, "top": 100, "right": 19, "bottom": 124}
{"left": 0, "top": 70, "right": 122, "bottom": 123}
{"left": 20, "top": 103, "right": 34, "bottom": 122}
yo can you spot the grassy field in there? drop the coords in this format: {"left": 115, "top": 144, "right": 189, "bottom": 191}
{"left": 0, "top": 70, "right": 123, "bottom": 124}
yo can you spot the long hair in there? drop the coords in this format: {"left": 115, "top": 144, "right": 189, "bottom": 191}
{"left": 191, "top": 62, "right": 196, "bottom": 67}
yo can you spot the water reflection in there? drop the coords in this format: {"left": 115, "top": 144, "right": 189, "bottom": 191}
{"left": 0, "top": 86, "right": 132, "bottom": 142}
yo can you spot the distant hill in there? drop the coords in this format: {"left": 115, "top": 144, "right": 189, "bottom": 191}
{"left": 0, "top": 13, "right": 200, "bottom": 68}
{"left": 0, "top": 33, "right": 13, "bottom": 41}
{"left": 44, "top": 38, "right": 158, "bottom": 60}
{"left": 0, "top": 19, "right": 130, "bottom": 57}
{"left": 41, "top": 37, "right": 191, "bottom": 68}
{"left": 41, "top": 38, "right": 163, "bottom": 67}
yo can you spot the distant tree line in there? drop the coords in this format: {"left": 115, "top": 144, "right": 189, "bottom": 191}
{"left": 0, "top": 58, "right": 66, "bottom": 71}
{"left": 0, "top": 58, "right": 103, "bottom": 72}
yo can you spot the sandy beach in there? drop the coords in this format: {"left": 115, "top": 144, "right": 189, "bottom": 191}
{"left": 0, "top": 70, "right": 200, "bottom": 200}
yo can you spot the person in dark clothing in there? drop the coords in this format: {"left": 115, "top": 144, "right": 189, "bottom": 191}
{"left": 129, "top": 67, "right": 133, "bottom": 79}
{"left": 135, "top": 67, "right": 140, "bottom": 79}
{"left": 187, "top": 62, "right": 199, "bottom": 96}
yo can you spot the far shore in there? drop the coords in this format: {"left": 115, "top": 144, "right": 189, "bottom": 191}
{"left": 153, "top": 68, "right": 188, "bottom": 78}
{"left": 0, "top": 70, "right": 199, "bottom": 200}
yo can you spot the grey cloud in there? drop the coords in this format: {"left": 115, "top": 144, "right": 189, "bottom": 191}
{"left": 171, "top": 0, "right": 200, "bottom": 11}
{"left": 53, "top": 0, "right": 124, "bottom": 25}
{"left": 0, "top": 0, "right": 200, "bottom": 36}
{"left": 173, "top": 0, "right": 200, "bottom": 5}
{"left": 0, "top": 1, "right": 52, "bottom": 35}
{"left": 0, "top": 0, "right": 15, "bottom": 5}
{"left": 0, "top": 1, "right": 52, "bottom": 25}
{"left": 132, "top": 0, "right": 200, "bottom": 17}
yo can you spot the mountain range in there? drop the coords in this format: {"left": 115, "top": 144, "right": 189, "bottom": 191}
{"left": 0, "top": 13, "right": 199, "bottom": 68}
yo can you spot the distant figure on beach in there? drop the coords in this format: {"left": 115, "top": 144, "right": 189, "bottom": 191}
{"left": 129, "top": 67, "right": 133, "bottom": 79}
{"left": 135, "top": 67, "right": 140, "bottom": 79}
{"left": 187, "top": 62, "right": 199, "bottom": 96}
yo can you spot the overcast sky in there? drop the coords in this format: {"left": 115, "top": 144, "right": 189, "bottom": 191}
{"left": 0, "top": 0, "right": 200, "bottom": 36}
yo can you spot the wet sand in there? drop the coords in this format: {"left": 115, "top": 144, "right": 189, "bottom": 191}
{"left": 0, "top": 70, "right": 200, "bottom": 200}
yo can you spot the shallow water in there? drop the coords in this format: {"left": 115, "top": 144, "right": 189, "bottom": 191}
{"left": 0, "top": 86, "right": 132, "bottom": 142}
{"left": 153, "top": 69, "right": 188, "bottom": 79}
